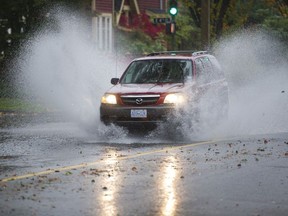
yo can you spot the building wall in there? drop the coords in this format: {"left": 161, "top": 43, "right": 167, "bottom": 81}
{"left": 91, "top": 0, "right": 167, "bottom": 52}
{"left": 93, "top": 0, "right": 166, "bottom": 14}
{"left": 138, "top": 0, "right": 164, "bottom": 12}
{"left": 92, "top": 15, "right": 113, "bottom": 51}
{"left": 94, "top": 0, "right": 113, "bottom": 13}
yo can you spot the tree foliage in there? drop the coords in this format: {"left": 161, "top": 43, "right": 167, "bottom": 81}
{"left": 115, "top": 13, "right": 167, "bottom": 55}
{"left": 182, "top": 0, "right": 288, "bottom": 43}
{"left": 173, "top": 2, "right": 201, "bottom": 50}
{"left": 0, "top": 0, "right": 90, "bottom": 73}
{"left": 1, "top": 0, "right": 287, "bottom": 68}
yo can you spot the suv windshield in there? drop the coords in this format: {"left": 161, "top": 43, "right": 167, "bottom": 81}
{"left": 120, "top": 59, "right": 192, "bottom": 84}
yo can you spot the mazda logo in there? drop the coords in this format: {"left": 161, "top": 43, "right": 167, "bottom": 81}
{"left": 135, "top": 98, "right": 143, "bottom": 105}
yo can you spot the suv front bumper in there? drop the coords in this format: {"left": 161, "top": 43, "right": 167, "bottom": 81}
{"left": 100, "top": 104, "right": 175, "bottom": 125}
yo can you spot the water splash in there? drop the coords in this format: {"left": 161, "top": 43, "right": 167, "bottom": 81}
{"left": 16, "top": 8, "right": 288, "bottom": 142}
{"left": 151, "top": 30, "right": 288, "bottom": 141}
{"left": 213, "top": 30, "right": 288, "bottom": 137}
{"left": 15, "top": 9, "right": 128, "bottom": 141}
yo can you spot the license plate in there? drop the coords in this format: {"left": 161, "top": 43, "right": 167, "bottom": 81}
{"left": 131, "top": 109, "right": 147, "bottom": 118}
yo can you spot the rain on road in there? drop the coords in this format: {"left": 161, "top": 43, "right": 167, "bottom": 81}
{"left": 0, "top": 113, "right": 288, "bottom": 216}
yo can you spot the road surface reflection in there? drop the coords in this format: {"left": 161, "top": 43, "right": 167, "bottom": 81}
{"left": 96, "top": 148, "right": 120, "bottom": 216}
{"left": 91, "top": 148, "right": 182, "bottom": 215}
{"left": 160, "top": 155, "right": 179, "bottom": 216}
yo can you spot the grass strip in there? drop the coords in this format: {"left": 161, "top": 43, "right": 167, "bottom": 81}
{"left": 0, "top": 98, "right": 47, "bottom": 113}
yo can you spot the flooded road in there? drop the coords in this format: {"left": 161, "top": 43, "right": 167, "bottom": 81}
{"left": 0, "top": 5, "right": 287, "bottom": 215}
{"left": 0, "top": 114, "right": 288, "bottom": 216}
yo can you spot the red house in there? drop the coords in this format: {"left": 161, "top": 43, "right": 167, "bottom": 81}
{"left": 91, "top": 0, "right": 168, "bottom": 51}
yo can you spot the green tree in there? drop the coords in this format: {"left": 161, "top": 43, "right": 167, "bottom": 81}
{"left": 0, "top": 0, "right": 90, "bottom": 73}
{"left": 0, "top": 0, "right": 90, "bottom": 98}
{"left": 253, "top": 0, "right": 288, "bottom": 43}
{"left": 115, "top": 29, "right": 166, "bottom": 55}
{"left": 181, "top": 0, "right": 288, "bottom": 45}
{"left": 174, "top": 2, "right": 201, "bottom": 50}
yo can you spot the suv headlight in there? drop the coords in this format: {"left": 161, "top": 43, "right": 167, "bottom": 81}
{"left": 164, "top": 93, "right": 185, "bottom": 104}
{"left": 101, "top": 94, "right": 117, "bottom": 104}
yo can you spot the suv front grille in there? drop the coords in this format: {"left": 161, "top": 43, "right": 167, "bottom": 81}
{"left": 120, "top": 95, "right": 160, "bottom": 106}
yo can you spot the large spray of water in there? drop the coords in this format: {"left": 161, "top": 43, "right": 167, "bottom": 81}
{"left": 16, "top": 9, "right": 130, "bottom": 141}
{"left": 16, "top": 9, "right": 288, "bottom": 142}
{"left": 214, "top": 30, "right": 288, "bottom": 137}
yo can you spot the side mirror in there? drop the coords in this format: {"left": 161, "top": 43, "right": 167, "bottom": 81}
{"left": 111, "top": 78, "right": 119, "bottom": 85}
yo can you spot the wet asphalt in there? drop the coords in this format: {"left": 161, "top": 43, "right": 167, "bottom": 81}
{"left": 0, "top": 113, "right": 288, "bottom": 216}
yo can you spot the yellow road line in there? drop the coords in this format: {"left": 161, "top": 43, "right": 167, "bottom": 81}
{"left": 0, "top": 140, "right": 216, "bottom": 183}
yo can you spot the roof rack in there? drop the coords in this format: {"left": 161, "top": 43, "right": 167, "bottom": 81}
{"left": 192, "top": 51, "right": 209, "bottom": 56}
{"left": 147, "top": 50, "right": 208, "bottom": 57}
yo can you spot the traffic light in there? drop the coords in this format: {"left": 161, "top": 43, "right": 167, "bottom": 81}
{"left": 166, "top": 22, "right": 176, "bottom": 34}
{"left": 169, "top": 0, "right": 178, "bottom": 16}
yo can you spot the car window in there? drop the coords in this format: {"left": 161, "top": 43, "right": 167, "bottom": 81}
{"left": 195, "top": 58, "right": 204, "bottom": 75}
{"left": 120, "top": 59, "right": 192, "bottom": 84}
{"left": 209, "top": 56, "right": 225, "bottom": 79}
{"left": 195, "top": 56, "right": 216, "bottom": 84}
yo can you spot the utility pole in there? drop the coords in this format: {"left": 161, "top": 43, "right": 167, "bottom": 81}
{"left": 168, "top": 0, "right": 178, "bottom": 50}
{"left": 201, "top": 0, "right": 210, "bottom": 50}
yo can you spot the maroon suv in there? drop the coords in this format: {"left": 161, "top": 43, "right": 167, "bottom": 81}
{"left": 100, "top": 51, "right": 228, "bottom": 127}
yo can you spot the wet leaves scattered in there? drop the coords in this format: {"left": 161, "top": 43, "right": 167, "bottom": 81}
{"left": 48, "top": 178, "right": 59, "bottom": 183}
{"left": 0, "top": 156, "right": 19, "bottom": 160}
{"left": 65, "top": 171, "right": 72, "bottom": 176}
{"left": 81, "top": 168, "right": 110, "bottom": 177}
{"left": 118, "top": 154, "right": 128, "bottom": 158}
{"left": 90, "top": 169, "right": 101, "bottom": 176}
{"left": 0, "top": 184, "right": 7, "bottom": 191}
{"left": 81, "top": 171, "right": 89, "bottom": 176}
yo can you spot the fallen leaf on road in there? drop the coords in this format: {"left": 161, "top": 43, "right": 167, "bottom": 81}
{"left": 48, "top": 178, "right": 59, "bottom": 183}
{"left": 65, "top": 171, "right": 72, "bottom": 175}
{"left": 81, "top": 171, "right": 89, "bottom": 176}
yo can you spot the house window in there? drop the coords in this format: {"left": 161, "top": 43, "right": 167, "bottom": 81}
{"left": 92, "top": 15, "right": 113, "bottom": 51}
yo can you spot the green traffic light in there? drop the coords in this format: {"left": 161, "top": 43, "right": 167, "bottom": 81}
{"left": 169, "top": 7, "right": 178, "bottom": 16}
{"left": 169, "top": 0, "right": 178, "bottom": 16}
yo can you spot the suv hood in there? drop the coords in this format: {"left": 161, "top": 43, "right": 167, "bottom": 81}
{"left": 107, "top": 83, "right": 184, "bottom": 95}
